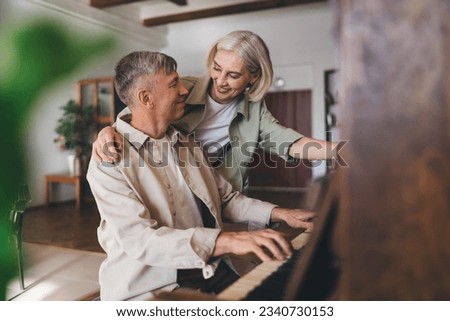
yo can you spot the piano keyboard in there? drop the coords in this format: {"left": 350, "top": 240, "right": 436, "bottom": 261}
{"left": 218, "top": 231, "right": 311, "bottom": 300}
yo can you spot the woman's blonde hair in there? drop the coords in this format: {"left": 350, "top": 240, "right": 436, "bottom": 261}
{"left": 206, "top": 30, "right": 273, "bottom": 102}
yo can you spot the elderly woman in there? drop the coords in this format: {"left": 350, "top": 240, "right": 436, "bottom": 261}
{"left": 93, "top": 30, "right": 337, "bottom": 192}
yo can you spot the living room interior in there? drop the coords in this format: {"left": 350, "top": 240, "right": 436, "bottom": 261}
{"left": 2, "top": 0, "right": 449, "bottom": 303}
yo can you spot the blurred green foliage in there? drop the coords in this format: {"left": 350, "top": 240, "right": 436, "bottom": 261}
{"left": 0, "top": 18, "right": 115, "bottom": 300}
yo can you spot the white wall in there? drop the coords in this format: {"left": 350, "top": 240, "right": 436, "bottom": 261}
{"left": 3, "top": 0, "right": 337, "bottom": 206}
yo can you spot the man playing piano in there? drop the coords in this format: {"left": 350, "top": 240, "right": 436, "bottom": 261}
{"left": 87, "top": 51, "right": 314, "bottom": 301}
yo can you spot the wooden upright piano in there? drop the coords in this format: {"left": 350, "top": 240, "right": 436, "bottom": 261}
{"left": 219, "top": 0, "right": 450, "bottom": 301}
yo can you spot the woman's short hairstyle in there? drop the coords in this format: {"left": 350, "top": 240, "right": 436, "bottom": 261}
{"left": 114, "top": 51, "right": 177, "bottom": 106}
{"left": 206, "top": 30, "right": 273, "bottom": 102}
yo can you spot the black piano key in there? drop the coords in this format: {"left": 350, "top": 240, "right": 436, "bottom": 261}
{"left": 244, "top": 247, "right": 305, "bottom": 301}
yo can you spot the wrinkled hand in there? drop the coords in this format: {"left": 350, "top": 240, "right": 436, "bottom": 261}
{"left": 270, "top": 208, "right": 315, "bottom": 231}
{"left": 92, "top": 126, "right": 122, "bottom": 163}
{"left": 214, "top": 229, "right": 293, "bottom": 262}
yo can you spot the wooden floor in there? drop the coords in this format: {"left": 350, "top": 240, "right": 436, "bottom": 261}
{"left": 22, "top": 189, "right": 306, "bottom": 253}
{"left": 23, "top": 198, "right": 104, "bottom": 253}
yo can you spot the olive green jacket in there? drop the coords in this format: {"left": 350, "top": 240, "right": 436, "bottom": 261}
{"left": 174, "top": 76, "right": 303, "bottom": 192}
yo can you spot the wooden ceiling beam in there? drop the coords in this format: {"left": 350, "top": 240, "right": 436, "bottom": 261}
{"left": 142, "top": 0, "right": 325, "bottom": 27}
{"left": 89, "top": 0, "right": 187, "bottom": 8}
{"left": 89, "top": 0, "right": 148, "bottom": 8}
{"left": 167, "top": 0, "right": 187, "bottom": 5}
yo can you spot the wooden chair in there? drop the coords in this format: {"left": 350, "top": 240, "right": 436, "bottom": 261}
{"left": 9, "top": 184, "right": 31, "bottom": 290}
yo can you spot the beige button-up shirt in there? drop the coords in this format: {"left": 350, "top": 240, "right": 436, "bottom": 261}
{"left": 87, "top": 115, "right": 277, "bottom": 301}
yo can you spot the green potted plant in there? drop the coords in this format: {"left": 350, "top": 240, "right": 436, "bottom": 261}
{"left": 54, "top": 100, "right": 95, "bottom": 175}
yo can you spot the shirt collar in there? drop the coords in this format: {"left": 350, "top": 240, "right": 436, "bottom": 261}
{"left": 116, "top": 112, "right": 180, "bottom": 148}
{"left": 235, "top": 93, "right": 250, "bottom": 120}
{"left": 185, "top": 75, "right": 211, "bottom": 105}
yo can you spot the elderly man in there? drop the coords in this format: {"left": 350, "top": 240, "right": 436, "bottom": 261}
{"left": 87, "top": 51, "right": 314, "bottom": 301}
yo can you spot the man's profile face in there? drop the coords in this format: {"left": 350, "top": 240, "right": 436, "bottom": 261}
{"left": 151, "top": 70, "right": 188, "bottom": 123}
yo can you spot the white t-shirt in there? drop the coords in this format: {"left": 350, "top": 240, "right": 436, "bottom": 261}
{"left": 193, "top": 95, "right": 238, "bottom": 158}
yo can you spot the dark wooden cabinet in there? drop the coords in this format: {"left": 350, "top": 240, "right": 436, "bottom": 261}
{"left": 248, "top": 89, "right": 312, "bottom": 189}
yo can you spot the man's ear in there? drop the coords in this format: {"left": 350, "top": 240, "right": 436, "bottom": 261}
{"left": 137, "top": 89, "right": 154, "bottom": 109}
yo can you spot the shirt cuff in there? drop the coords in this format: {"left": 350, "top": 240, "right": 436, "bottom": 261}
{"left": 190, "top": 227, "right": 221, "bottom": 277}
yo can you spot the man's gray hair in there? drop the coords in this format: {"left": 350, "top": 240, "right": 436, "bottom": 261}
{"left": 114, "top": 51, "right": 177, "bottom": 106}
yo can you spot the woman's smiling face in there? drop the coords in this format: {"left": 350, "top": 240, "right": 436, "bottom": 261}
{"left": 209, "top": 49, "right": 258, "bottom": 104}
